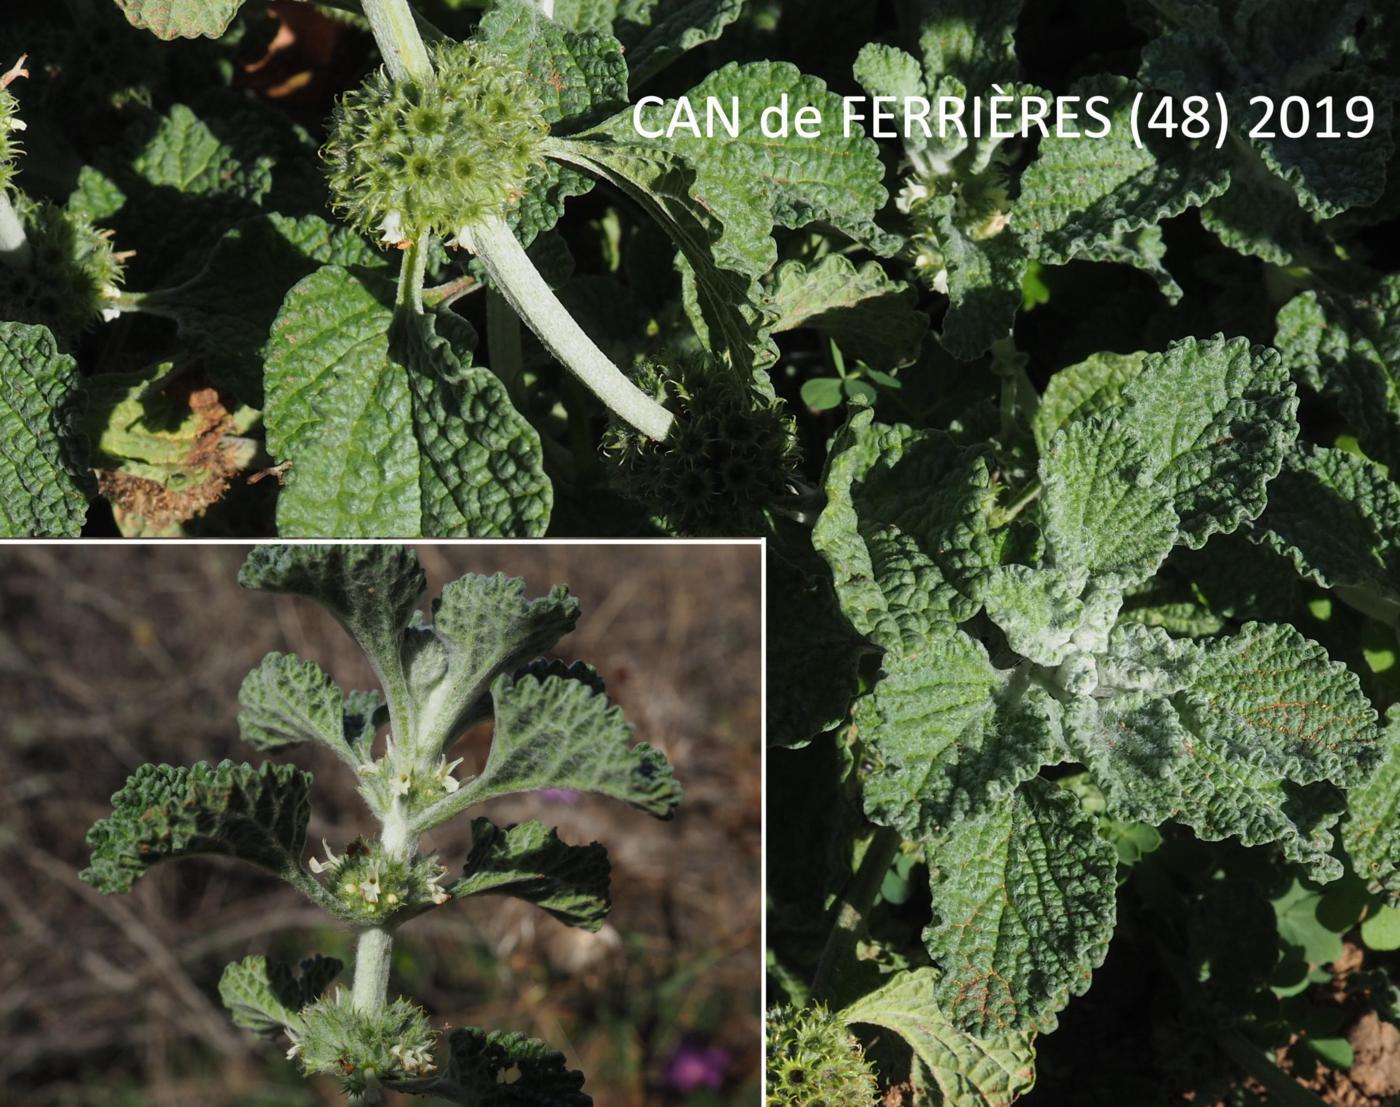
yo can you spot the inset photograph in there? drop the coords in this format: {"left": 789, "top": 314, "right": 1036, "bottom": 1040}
{"left": 0, "top": 541, "right": 760, "bottom": 1106}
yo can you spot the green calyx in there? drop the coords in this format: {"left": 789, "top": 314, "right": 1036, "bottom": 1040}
{"left": 766, "top": 1004, "right": 878, "bottom": 1107}
{"left": 603, "top": 358, "right": 798, "bottom": 535}
{"left": 0, "top": 56, "right": 26, "bottom": 195}
{"left": 324, "top": 41, "right": 548, "bottom": 247}
{"left": 307, "top": 836, "right": 451, "bottom": 922}
{"left": 0, "top": 196, "right": 127, "bottom": 338}
{"left": 292, "top": 993, "right": 437, "bottom": 1094}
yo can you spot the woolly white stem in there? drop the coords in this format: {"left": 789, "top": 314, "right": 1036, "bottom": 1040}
{"left": 361, "top": 0, "right": 433, "bottom": 82}
{"left": 464, "top": 215, "right": 674, "bottom": 440}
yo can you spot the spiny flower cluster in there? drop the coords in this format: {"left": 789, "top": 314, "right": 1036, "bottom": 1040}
{"left": 323, "top": 41, "right": 548, "bottom": 248}
{"left": 307, "top": 838, "right": 451, "bottom": 920}
{"left": 0, "top": 197, "right": 128, "bottom": 339}
{"left": 766, "top": 1004, "right": 878, "bottom": 1107}
{"left": 1, "top": 56, "right": 29, "bottom": 195}
{"left": 604, "top": 357, "right": 799, "bottom": 535}
{"left": 290, "top": 991, "right": 437, "bottom": 1095}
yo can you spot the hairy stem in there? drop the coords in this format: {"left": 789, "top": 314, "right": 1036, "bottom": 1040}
{"left": 463, "top": 215, "right": 674, "bottom": 440}
{"left": 351, "top": 927, "right": 395, "bottom": 1011}
{"left": 810, "top": 825, "right": 901, "bottom": 1004}
{"left": 991, "top": 478, "right": 1042, "bottom": 528}
{"left": 360, "top": 0, "right": 433, "bottom": 82}
{"left": 347, "top": 926, "right": 395, "bottom": 1107}
{"left": 0, "top": 191, "right": 31, "bottom": 270}
{"left": 396, "top": 237, "right": 429, "bottom": 315}
{"left": 486, "top": 288, "right": 525, "bottom": 399}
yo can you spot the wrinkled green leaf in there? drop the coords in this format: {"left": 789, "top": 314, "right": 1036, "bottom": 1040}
{"left": 238, "top": 543, "right": 425, "bottom": 697}
{"left": 840, "top": 967, "right": 1037, "bottom": 1107}
{"left": 1115, "top": 335, "right": 1297, "bottom": 548}
{"left": 396, "top": 1026, "right": 589, "bottom": 1105}
{"left": 925, "top": 778, "right": 1118, "bottom": 1036}
{"left": 1033, "top": 350, "right": 1147, "bottom": 448}
{"left": 114, "top": 0, "right": 244, "bottom": 40}
{"left": 1275, "top": 276, "right": 1400, "bottom": 473}
{"left": 405, "top": 572, "right": 580, "bottom": 754}
{"left": 857, "top": 628, "right": 1063, "bottom": 837}
{"left": 1019, "top": 76, "right": 1231, "bottom": 267}
{"left": 1345, "top": 706, "right": 1400, "bottom": 901}
{"left": 1248, "top": 445, "right": 1400, "bottom": 626}
{"left": 452, "top": 818, "right": 610, "bottom": 931}
{"left": 1067, "top": 622, "right": 1379, "bottom": 880}
{"left": 149, "top": 213, "right": 387, "bottom": 405}
{"left": 813, "top": 408, "right": 1003, "bottom": 652}
{"left": 238, "top": 652, "right": 381, "bottom": 766}
{"left": 0, "top": 321, "right": 89, "bottom": 537}
{"left": 264, "top": 266, "right": 550, "bottom": 537}
{"left": 1040, "top": 415, "right": 1178, "bottom": 592}
{"left": 596, "top": 61, "right": 892, "bottom": 271}
{"left": 219, "top": 954, "right": 342, "bottom": 1037}
{"left": 622, "top": 0, "right": 744, "bottom": 85}
{"left": 767, "top": 255, "right": 928, "bottom": 370}
{"left": 766, "top": 539, "right": 867, "bottom": 748}
{"left": 81, "top": 760, "right": 312, "bottom": 894}
{"left": 441, "top": 670, "right": 681, "bottom": 819}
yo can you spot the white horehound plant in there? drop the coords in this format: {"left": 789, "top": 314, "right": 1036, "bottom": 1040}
{"left": 80, "top": 544, "right": 681, "bottom": 1105}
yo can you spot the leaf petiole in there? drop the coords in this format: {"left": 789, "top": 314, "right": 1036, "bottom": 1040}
{"left": 810, "top": 825, "right": 902, "bottom": 1004}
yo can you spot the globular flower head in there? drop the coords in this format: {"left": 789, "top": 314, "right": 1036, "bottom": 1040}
{"left": 323, "top": 41, "right": 548, "bottom": 246}
{"left": 0, "top": 197, "right": 128, "bottom": 341}
{"left": 307, "top": 837, "right": 454, "bottom": 921}
{"left": 603, "top": 356, "right": 799, "bottom": 536}
{"left": 295, "top": 993, "right": 437, "bottom": 1095}
{"left": 766, "top": 1004, "right": 878, "bottom": 1107}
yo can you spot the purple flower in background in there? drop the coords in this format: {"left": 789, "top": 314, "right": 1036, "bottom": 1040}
{"left": 538, "top": 789, "right": 581, "bottom": 804}
{"left": 663, "top": 1039, "right": 730, "bottom": 1094}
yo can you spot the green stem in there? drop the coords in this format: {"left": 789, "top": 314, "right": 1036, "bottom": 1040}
{"left": 422, "top": 274, "right": 480, "bottom": 308}
{"left": 486, "top": 288, "right": 525, "bottom": 400}
{"left": 360, "top": 0, "right": 434, "bottom": 82}
{"left": 1216, "top": 1030, "right": 1331, "bottom": 1107}
{"left": 810, "top": 826, "right": 901, "bottom": 1004}
{"left": 462, "top": 215, "right": 673, "bottom": 440}
{"left": 990, "top": 478, "right": 1042, "bottom": 528}
{"left": 347, "top": 926, "right": 395, "bottom": 1107}
{"left": 0, "top": 191, "right": 31, "bottom": 270}
{"left": 396, "top": 236, "right": 429, "bottom": 315}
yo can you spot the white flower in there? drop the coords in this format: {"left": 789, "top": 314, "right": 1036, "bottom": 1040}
{"left": 392, "top": 1044, "right": 437, "bottom": 1075}
{"left": 434, "top": 756, "right": 464, "bottom": 794}
{"left": 392, "top": 767, "right": 413, "bottom": 798}
{"left": 425, "top": 864, "right": 451, "bottom": 906}
{"left": 308, "top": 839, "right": 341, "bottom": 874}
{"left": 359, "top": 865, "right": 382, "bottom": 904}
{"left": 378, "top": 209, "right": 408, "bottom": 246}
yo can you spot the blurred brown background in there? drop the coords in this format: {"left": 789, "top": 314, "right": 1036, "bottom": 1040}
{"left": 0, "top": 542, "right": 761, "bottom": 1107}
